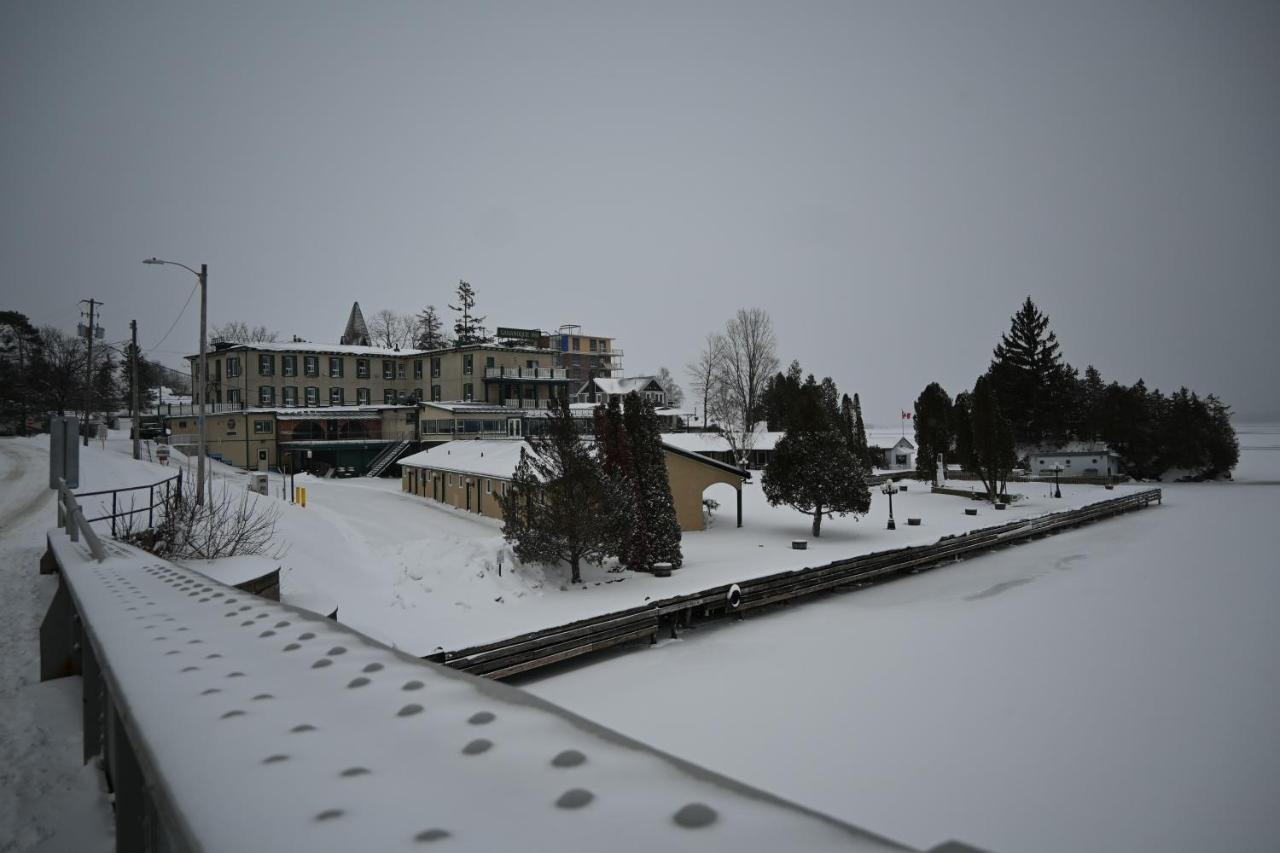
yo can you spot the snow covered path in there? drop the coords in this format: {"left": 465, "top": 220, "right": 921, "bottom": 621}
{"left": 523, "top": 430, "right": 1280, "bottom": 853}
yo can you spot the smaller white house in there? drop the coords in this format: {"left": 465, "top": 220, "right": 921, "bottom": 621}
{"left": 866, "top": 432, "right": 916, "bottom": 471}
{"left": 1027, "top": 447, "right": 1123, "bottom": 479}
{"left": 575, "top": 376, "right": 667, "bottom": 407}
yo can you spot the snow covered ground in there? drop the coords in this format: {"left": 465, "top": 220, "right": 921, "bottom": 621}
{"left": 259, "top": 455, "right": 1147, "bottom": 655}
{"left": 523, "top": 424, "right": 1280, "bottom": 853}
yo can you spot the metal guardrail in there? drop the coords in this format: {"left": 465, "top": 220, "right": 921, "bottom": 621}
{"left": 37, "top": 529, "right": 933, "bottom": 852}
{"left": 74, "top": 471, "right": 182, "bottom": 537}
{"left": 54, "top": 477, "right": 107, "bottom": 562}
{"left": 441, "top": 489, "right": 1163, "bottom": 679}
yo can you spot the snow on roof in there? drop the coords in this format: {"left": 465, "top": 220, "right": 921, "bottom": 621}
{"left": 660, "top": 428, "right": 783, "bottom": 454}
{"left": 865, "top": 431, "right": 915, "bottom": 450}
{"left": 197, "top": 340, "right": 555, "bottom": 359}
{"left": 585, "top": 376, "right": 662, "bottom": 396}
{"left": 400, "top": 439, "right": 531, "bottom": 480}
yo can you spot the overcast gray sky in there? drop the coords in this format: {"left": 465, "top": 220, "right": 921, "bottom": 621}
{"left": 3, "top": 1, "right": 1277, "bottom": 423}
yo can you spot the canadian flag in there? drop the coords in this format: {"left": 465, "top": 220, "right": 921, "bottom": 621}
{"left": 901, "top": 411, "right": 913, "bottom": 420}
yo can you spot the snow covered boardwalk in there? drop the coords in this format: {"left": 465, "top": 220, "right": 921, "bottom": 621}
{"left": 39, "top": 522, "right": 932, "bottom": 852}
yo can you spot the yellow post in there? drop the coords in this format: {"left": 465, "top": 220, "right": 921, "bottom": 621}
{"left": 300, "top": 487, "right": 306, "bottom": 508}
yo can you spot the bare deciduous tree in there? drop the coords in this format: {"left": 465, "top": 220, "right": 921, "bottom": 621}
{"left": 211, "top": 321, "right": 278, "bottom": 344}
{"left": 713, "top": 308, "right": 778, "bottom": 466}
{"left": 368, "top": 309, "right": 417, "bottom": 349}
{"left": 654, "top": 366, "right": 684, "bottom": 407}
{"left": 686, "top": 332, "right": 726, "bottom": 428}
{"left": 120, "top": 478, "right": 287, "bottom": 560}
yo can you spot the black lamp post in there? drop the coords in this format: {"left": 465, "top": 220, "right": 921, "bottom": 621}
{"left": 1052, "top": 464, "right": 1063, "bottom": 499}
{"left": 881, "top": 479, "right": 898, "bottom": 530}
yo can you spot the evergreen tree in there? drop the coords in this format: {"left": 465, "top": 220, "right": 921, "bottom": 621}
{"left": 951, "top": 391, "right": 974, "bottom": 472}
{"left": 1098, "top": 379, "right": 1163, "bottom": 479}
{"left": 763, "top": 427, "right": 871, "bottom": 537}
{"left": 851, "top": 392, "right": 872, "bottom": 470}
{"left": 0, "top": 311, "right": 41, "bottom": 434}
{"left": 498, "top": 396, "right": 614, "bottom": 583}
{"left": 415, "top": 305, "right": 445, "bottom": 350}
{"left": 593, "top": 396, "right": 635, "bottom": 567}
{"left": 449, "top": 280, "right": 487, "bottom": 344}
{"left": 762, "top": 375, "right": 870, "bottom": 537}
{"left": 838, "top": 393, "right": 856, "bottom": 451}
{"left": 969, "top": 375, "right": 1017, "bottom": 503}
{"left": 989, "top": 297, "right": 1073, "bottom": 446}
{"left": 913, "top": 382, "right": 953, "bottom": 485}
{"left": 1078, "top": 365, "right": 1106, "bottom": 442}
{"left": 622, "top": 392, "right": 683, "bottom": 569}
{"left": 758, "top": 360, "right": 804, "bottom": 431}
{"left": 1203, "top": 395, "right": 1239, "bottom": 478}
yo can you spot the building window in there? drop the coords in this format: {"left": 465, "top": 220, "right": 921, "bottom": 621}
{"left": 330, "top": 387, "right": 344, "bottom": 406}
{"left": 414, "top": 360, "right": 423, "bottom": 379}
{"left": 283, "top": 386, "right": 298, "bottom": 407}
{"left": 258, "top": 385, "right": 275, "bottom": 406}
{"left": 282, "top": 355, "right": 296, "bottom": 377}
{"left": 384, "top": 389, "right": 397, "bottom": 405}
{"left": 305, "top": 386, "right": 319, "bottom": 406}
{"left": 572, "top": 337, "right": 581, "bottom": 351}
{"left": 383, "top": 359, "right": 394, "bottom": 380}
{"left": 486, "top": 479, "right": 492, "bottom": 494}
{"left": 254, "top": 420, "right": 273, "bottom": 434}
{"left": 463, "top": 383, "right": 473, "bottom": 402}
{"left": 405, "top": 411, "right": 415, "bottom": 423}
{"left": 304, "top": 356, "right": 319, "bottom": 377}
{"left": 329, "top": 357, "right": 344, "bottom": 378}
{"left": 486, "top": 356, "right": 495, "bottom": 369}
{"left": 414, "top": 388, "right": 423, "bottom": 401}
{"left": 356, "top": 387, "right": 370, "bottom": 406}
{"left": 589, "top": 338, "right": 597, "bottom": 352}
{"left": 397, "top": 362, "right": 406, "bottom": 379}
{"left": 226, "top": 356, "right": 241, "bottom": 378}
{"left": 463, "top": 354, "right": 473, "bottom": 375}
{"left": 448, "top": 474, "right": 453, "bottom": 487}
{"left": 226, "top": 388, "right": 241, "bottom": 404}
{"left": 356, "top": 358, "right": 370, "bottom": 379}
{"left": 258, "top": 354, "right": 275, "bottom": 376}
{"left": 431, "top": 385, "right": 441, "bottom": 402}
{"left": 430, "top": 357, "right": 441, "bottom": 378}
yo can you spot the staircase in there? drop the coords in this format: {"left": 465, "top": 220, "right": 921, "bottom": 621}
{"left": 365, "top": 439, "right": 413, "bottom": 477}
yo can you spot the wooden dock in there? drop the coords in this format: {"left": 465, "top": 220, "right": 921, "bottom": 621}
{"left": 436, "top": 488, "right": 1163, "bottom": 679}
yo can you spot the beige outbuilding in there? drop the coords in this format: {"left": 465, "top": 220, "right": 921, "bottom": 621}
{"left": 399, "top": 439, "right": 749, "bottom": 532}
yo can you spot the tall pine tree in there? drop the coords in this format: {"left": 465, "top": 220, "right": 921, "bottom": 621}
{"left": 449, "top": 281, "right": 487, "bottom": 344}
{"left": 989, "top": 297, "right": 1072, "bottom": 446}
{"left": 622, "top": 392, "right": 683, "bottom": 570}
{"left": 913, "top": 382, "right": 953, "bottom": 485}
{"left": 415, "top": 305, "right": 445, "bottom": 350}
{"left": 969, "top": 375, "right": 1017, "bottom": 503}
{"left": 499, "top": 396, "right": 614, "bottom": 583}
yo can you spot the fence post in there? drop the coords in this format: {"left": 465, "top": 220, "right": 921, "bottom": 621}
{"left": 111, "top": 493, "right": 117, "bottom": 538}
{"left": 148, "top": 485, "right": 154, "bottom": 529}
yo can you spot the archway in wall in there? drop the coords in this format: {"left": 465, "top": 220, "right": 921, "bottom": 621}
{"left": 701, "top": 482, "right": 741, "bottom": 530}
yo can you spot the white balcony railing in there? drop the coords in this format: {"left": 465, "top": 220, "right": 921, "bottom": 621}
{"left": 484, "top": 366, "right": 567, "bottom": 380}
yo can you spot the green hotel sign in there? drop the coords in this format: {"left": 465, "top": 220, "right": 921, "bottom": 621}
{"left": 496, "top": 327, "right": 541, "bottom": 341}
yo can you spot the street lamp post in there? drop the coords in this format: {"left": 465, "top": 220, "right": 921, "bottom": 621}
{"left": 881, "top": 479, "right": 898, "bottom": 530}
{"left": 144, "top": 258, "right": 208, "bottom": 505}
{"left": 1052, "top": 464, "right": 1063, "bottom": 499}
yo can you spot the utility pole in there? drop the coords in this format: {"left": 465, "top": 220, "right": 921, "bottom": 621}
{"left": 130, "top": 319, "right": 141, "bottom": 460}
{"left": 198, "top": 264, "right": 208, "bottom": 505}
{"left": 80, "top": 299, "right": 103, "bottom": 446}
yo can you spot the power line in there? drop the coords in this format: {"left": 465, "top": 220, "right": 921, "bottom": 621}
{"left": 146, "top": 280, "right": 199, "bottom": 355}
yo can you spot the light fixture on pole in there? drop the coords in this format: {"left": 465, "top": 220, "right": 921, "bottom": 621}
{"left": 881, "top": 479, "right": 898, "bottom": 530}
{"left": 144, "top": 258, "right": 209, "bottom": 505}
{"left": 1052, "top": 464, "right": 1063, "bottom": 499}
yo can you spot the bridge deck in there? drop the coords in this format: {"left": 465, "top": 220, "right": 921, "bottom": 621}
{"left": 46, "top": 532, "right": 917, "bottom": 852}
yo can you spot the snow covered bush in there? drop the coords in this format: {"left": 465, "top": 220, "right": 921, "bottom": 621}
{"left": 120, "top": 479, "right": 286, "bottom": 560}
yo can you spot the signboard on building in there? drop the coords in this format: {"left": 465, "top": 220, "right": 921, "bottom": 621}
{"left": 495, "top": 327, "right": 541, "bottom": 341}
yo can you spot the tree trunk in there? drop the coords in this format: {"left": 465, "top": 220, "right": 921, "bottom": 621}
{"left": 811, "top": 506, "right": 823, "bottom": 537}
{"left": 569, "top": 554, "right": 582, "bottom": 583}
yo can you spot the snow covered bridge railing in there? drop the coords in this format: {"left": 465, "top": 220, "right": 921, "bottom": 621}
{"left": 38, "top": 530, "right": 965, "bottom": 853}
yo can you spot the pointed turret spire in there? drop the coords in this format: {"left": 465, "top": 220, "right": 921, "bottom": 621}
{"left": 341, "top": 302, "right": 370, "bottom": 346}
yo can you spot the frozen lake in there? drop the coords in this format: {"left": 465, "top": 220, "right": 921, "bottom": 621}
{"left": 523, "top": 425, "right": 1280, "bottom": 853}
